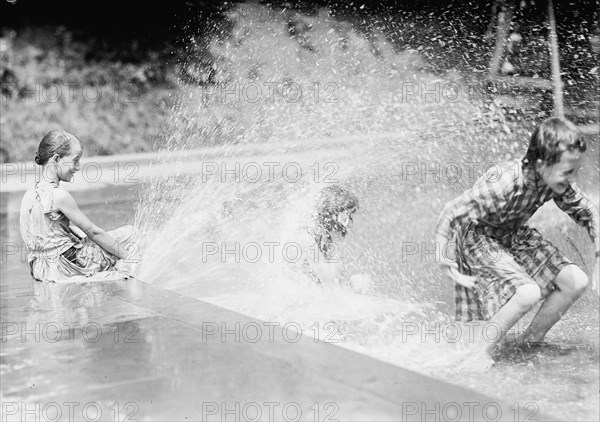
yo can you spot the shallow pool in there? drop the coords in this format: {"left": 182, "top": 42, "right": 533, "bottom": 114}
{"left": 2, "top": 187, "right": 599, "bottom": 421}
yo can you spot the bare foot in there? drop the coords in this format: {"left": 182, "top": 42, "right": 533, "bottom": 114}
{"left": 514, "top": 333, "right": 546, "bottom": 348}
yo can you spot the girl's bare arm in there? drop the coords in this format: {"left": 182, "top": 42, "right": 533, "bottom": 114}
{"left": 54, "top": 188, "right": 129, "bottom": 259}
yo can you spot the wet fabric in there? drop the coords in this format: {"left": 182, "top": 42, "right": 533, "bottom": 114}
{"left": 20, "top": 180, "right": 134, "bottom": 283}
{"left": 454, "top": 224, "right": 571, "bottom": 321}
{"left": 436, "top": 160, "right": 598, "bottom": 321}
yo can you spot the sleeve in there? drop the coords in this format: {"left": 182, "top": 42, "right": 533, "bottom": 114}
{"left": 435, "top": 196, "right": 462, "bottom": 244}
{"left": 554, "top": 183, "right": 600, "bottom": 243}
{"left": 435, "top": 163, "right": 514, "bottom": 244}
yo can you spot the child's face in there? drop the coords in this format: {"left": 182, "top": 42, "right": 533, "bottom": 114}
{"left": 56, "top": 143, "right": 83, "bottom": 183}
{"left": 539, "top": 150, "right": 582, "bottom": 194}
{"left": 336, "top": 210, "right": 354, "bottom": 230}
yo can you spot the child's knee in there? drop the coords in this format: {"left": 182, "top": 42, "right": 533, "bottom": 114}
{"left": 556, "top": 265, "right": 589, "bottom": 294}
{"left": 513, "top": 284, "right": 541, "bottom": 309}
{"left": 572, "top": 271, "right": 589, "bottom": 293}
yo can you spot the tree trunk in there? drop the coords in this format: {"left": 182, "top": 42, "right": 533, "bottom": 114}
{"left": 488, "top": 1, "right": 515, "bottom": 78}
{"left": 547, "top": 0, "right": 564, "bottom": 117}
{"left": 485, "top": 0, "right": 499, "bottom": 42}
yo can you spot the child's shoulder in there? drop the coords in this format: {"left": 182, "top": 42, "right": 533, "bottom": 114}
{"left": 52, "top": 186, "right": 76, "bottom": 207}
{"left": 476, "top": 159, "right": 523, "bottom": 189}
{"left": 52, "top": 185, "right": 71, "bottom": 197}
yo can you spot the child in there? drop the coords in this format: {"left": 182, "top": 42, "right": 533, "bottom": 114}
{"left": 20, "top": 130, "right": 136, "bottom": 283}
{"left": 301, "top": 185, "right": 372, "bottom": 292}
{"left": 435, "top": 116, "right": 599, "bottom": 355}
{"left": 309, "top": 185, "right": 359, "bottom": 261}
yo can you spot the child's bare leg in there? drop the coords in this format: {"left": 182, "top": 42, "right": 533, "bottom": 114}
{"left": 518, "top": 265, "right": 589, "bottom": 344}
{"left": 471, "top": 284, "right": 541, "bottom": 353}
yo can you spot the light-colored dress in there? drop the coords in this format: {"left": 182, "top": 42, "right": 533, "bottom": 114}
{"left": 20, "top": 180, "right": 134, "bottom": 283}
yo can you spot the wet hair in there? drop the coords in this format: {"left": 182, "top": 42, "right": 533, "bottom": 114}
{"left": 34, "top": 130, "right": 81, "bottom": 166}
{"left": 311, "top": 185, "right": 359, "bottom": 257}
{"left": 523, "top": 117, "right": 586, "bottom": 167}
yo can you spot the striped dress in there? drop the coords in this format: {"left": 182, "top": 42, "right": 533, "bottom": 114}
{"left": 20, "top": 180, "right": 134, "bottom": 283}
{"left": 436, "top": 159, "right": 599, "bottom": 321}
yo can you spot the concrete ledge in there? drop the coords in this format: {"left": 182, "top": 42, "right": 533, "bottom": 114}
{"left": 1, "top": 279, "right": 557, "bottom": 421}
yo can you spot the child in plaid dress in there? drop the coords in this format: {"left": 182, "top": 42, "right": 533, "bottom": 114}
{"left": 435, "top": 117, "right": 599, "bottom": 354}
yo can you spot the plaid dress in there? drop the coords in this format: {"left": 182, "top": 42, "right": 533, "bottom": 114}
{"left": 436, "top": 159, "right": 599, "bottom": 321}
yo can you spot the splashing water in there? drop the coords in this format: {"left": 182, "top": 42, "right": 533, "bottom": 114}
{"left": 131, "top": 3, "right": 599, "bottom": 413}
{"left": 130, "top": 3, "right": 491, "bottom": 376}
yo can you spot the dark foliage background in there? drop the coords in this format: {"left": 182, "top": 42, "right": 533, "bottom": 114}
{"left": 3, "top": 1, "right": 598, "bottom": 52}
{"left": 1, "top": 0, "right": 598, "bottom": 162}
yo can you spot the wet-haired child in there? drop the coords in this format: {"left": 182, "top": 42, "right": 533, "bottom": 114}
{"left": 301, "top": 185, "right": 372, "bottom": 291}
{"left": 435, "top": 116, "right": 599, "bottom": 356}
{"left": 20, "top": 130, "right": 136, "bottom": 283}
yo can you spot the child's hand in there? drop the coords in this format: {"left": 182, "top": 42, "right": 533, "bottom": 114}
{"left": 114, "top": 259, "right": 132, "bottom": 276}
{"left": 115, "top": 257, "right": 139, "bottom": 277}
{"left": 453, "top": 272, "right": 478, "bottom": 289}
{"left": 441, "top": 262, "right": 477, "bottom": 289}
